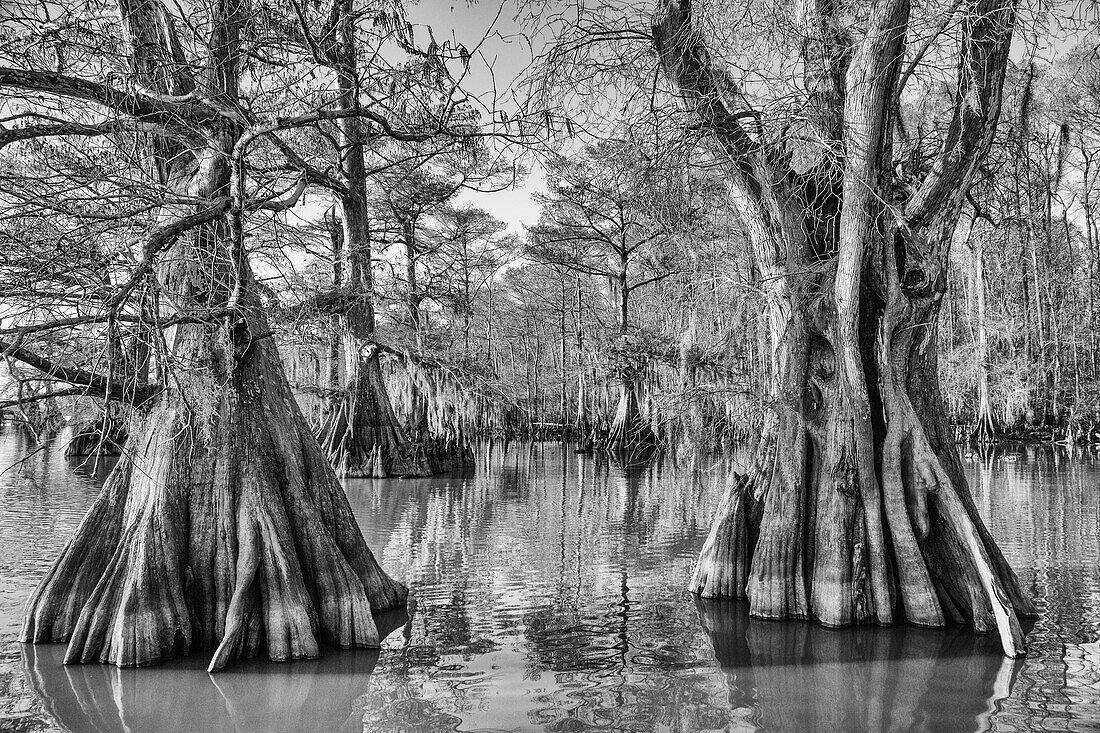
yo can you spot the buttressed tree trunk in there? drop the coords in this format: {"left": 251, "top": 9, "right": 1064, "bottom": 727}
{"left": 314, "top": 0, "right": 431, "bottom": 478}
{"left": 316, "top": 225, "right": 430, "bottom": 477}
{"left": 607, "top": 379, "right": 655, "bottom": 453}
{"left": 653, "top": 0, "right": 1036, "bottom": 657}
{"left": 20, "top": 0, "right": 406, "bottom": 671}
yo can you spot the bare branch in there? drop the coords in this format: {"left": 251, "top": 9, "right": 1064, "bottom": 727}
{"left": 0, "top": 68, "right": 220, "bottom": 128}
{"left": 0, "top": 338, "right": 160, "bottom": 404}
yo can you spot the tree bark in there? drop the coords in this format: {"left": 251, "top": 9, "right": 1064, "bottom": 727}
{"left": 20, "top": 0, "right": 407, "bottom": 671}
{"left": 23, "top": 312, "right": 407, "bottom": 671}
{"left": 655, "top": 0, "right": 1034, "bottom": 657}
{"left": 314, "top": 0, "right": 431, "bottom": 478}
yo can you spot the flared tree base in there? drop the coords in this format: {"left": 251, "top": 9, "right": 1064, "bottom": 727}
{"left": 22, "top": 338, "right": 407, "bottom": 672}
{"left": 320, "top": 421, "right": 434, "bottom": 478}
{"left": 690, "top": 425, "right": 1037, "bottom": 658}
{"left": 318, "top": 352, "right": 433, "bottom": 479}
{"left": 602, "top": 381, "right": 656, "bottom": 457}
{"left": 969, "top": 410, "right": 998, "bottom": 445}
{"left": 603, "top": 419, "right": 657, "bottom": 455}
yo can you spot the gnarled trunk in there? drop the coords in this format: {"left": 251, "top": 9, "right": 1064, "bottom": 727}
{"left": 654, "top": 0, "right": 1033, "bottom": 657}
{"left": 22, "top": 302, "right": 407, "bottom": 671}
{"left": 21, "top": 0, "right": 406, "bottom": 671}
{"left": 691, "top": 279, "right": 1036, "bottom": 655}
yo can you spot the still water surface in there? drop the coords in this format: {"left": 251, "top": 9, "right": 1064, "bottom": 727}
{"left": 0, "top": 429, "right": 1096, "bottom": 732}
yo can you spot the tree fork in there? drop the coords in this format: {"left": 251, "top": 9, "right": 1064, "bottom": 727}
{"left": 654, "top": 0, "right": 1033, "bottom": 657}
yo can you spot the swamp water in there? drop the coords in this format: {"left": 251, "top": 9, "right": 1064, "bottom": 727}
{"left": 0, "top": 431, "right": 1096, "bottom": 732}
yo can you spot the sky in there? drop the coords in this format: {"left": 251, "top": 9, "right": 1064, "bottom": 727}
{"left": 393, "top": 0, "right": 1097, "bottom": 235}
{"left": 404, "top": 0, "right": 549, "bottom": 234}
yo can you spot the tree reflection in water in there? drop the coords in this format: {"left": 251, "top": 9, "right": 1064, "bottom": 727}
{"left": 21, "top": 608, "right": 407, "bottom": 733}
{"left": 347, "top": 445, "right": 1028, "bottom": 732}
{"left": 6, "top": 439, "right": 1098, "bottom": 732}
{"left": 697, "top": 597, "right": 1022, "bottom": 732}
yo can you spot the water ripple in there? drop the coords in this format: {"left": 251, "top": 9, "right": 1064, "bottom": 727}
{"left": 0, "top": 439, "right": 1097, "bottom": 732}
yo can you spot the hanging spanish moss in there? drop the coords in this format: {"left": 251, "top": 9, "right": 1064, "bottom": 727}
{"left": 316, "top": 345, "right": 432, "bottom": 478}
{"left": 383, "top": 351, "right": 476, "bottom": 472}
